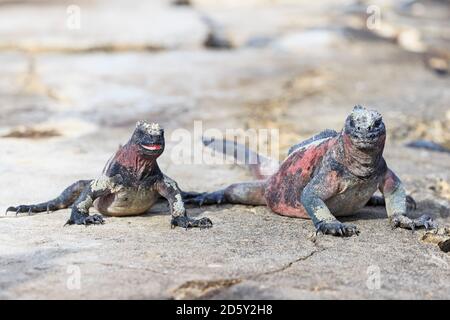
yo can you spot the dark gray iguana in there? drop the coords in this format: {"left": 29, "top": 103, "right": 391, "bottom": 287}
{"left": 184, "top": 105, "right": 436, "bottom": 236}
{"left": 6, "top": 121, "right": 213, "bottom": 228}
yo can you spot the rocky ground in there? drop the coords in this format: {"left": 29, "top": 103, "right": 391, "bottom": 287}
{"left": 0, "top": 0, "right": 449, "bottom": 299}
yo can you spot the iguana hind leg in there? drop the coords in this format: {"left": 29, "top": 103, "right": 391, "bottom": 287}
{"left": 6, "top": 180, "right": 92, "bottom": 215}
{"left": 184, "top": 181, "right": 267, "bottom": 206}
{"left": 381, "top": 169, "right": 436, "bottom": 231}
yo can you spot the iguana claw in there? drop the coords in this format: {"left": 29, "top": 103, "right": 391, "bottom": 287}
{"left": 5, "top": 205, "right": 37, "bottom": 216}
{"left": 315, "top": 220, "right": 359, "bottom": 237}
{"left": 64, "top": 213, "right": 105, "bottom": 226}
{"left": 390, "top": 214, "right": 437, "bottom": 231}
{"left": 414, "top": 214, "right": 437, "bottom": 230}
{"left": 171, "top": 215, "right": 213, "bottom": 229}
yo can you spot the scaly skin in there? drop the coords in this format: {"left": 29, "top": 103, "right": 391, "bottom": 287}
{"left": 184, "top": 105, "right": 436, "bottom": 237}
{"left": 6, "top": 121, "right": 212, "bottom": 229}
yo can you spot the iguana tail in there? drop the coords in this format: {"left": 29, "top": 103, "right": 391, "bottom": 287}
{"left": 202, "top": 137, "right": 279, "bottom": 179}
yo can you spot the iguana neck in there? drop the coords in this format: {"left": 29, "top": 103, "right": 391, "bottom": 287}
{"left": 338, "top": 133, "right": 385, "bottom": 178}
{"left": 115, "top": 143, "right": 160, "bottom": 180}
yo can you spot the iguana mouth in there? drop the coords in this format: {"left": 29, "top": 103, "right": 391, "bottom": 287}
{"left": 141, "top": 144, "right": 162, "bottom": 151}
{"left": 351, "top": 137, "right": 381, "bottom": 150}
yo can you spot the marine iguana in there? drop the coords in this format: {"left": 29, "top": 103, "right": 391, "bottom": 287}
{"left": 184, "top": 105, "right": 436, "bottom": 236}
{"left": 6, "top": 121, "right": 212, "bottom": 228}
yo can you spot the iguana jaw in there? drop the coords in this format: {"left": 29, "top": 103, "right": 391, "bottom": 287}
{"left": 349, "top": 135, "right": 384, "bottom": 150}
{"left": 139, "top": 141, "right": 164, "bottom": 157}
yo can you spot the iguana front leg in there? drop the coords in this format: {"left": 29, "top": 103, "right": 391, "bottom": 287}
{"left": 380, "top": 169, "right": 436, "bottom": 230}
{"left": 156, "top": 176, "right": 212, "bottom": 229}
{"left": 366, "top": 194, "right": 417, "bottom": 212}
{"left": 66, "top": 177, "right": 113, "bottom": 225}
{"left": 301, "top": 172, "right": 359, "bottom": 237}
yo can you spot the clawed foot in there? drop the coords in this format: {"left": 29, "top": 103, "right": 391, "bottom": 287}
{"left": 171, "top": 215, "right": 213, "bottom": 229}
{"left": 316, "top": 220, "right": 360, "bottom": 237}
{"left": 65, "top": 213, "right": 104, "bottom": 226}
{"left": 390, "top": 214, "right": 437, "bottom": 231}
{"left": 183, "top": 191, "right": 225, "bottom": 206}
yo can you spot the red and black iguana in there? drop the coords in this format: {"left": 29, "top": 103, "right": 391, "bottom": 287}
{"left": 7, "top": 121, "right": 212, "bottom": 229}
{"left": 184, "top": 105, "right": 435, "bottom": 236}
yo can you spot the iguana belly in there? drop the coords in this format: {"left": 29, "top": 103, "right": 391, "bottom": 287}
{"left": 267, "top": 176, "right": 379, "bottom": 218}
{"left": 326, "top": 181, "right": 379, "bottom": 216}
{"left": 94, "top": 186, "right": 160, "bottom": 216}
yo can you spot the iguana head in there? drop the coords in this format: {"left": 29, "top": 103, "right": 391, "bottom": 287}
{"left": 343, "top": 105, "right": 386, "bottom": 150}
{"left": 131, "top": 120, "right": 165, "bottom": 157}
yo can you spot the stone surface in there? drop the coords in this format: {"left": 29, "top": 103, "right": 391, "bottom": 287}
{"left": 0, "top": 0, "right": 449, "bottom": 299}
{"left": 0, "top": 0, "right": 208, "bottom": 51}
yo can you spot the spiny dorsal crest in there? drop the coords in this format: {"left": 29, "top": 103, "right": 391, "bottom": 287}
{"left": 136, "top": 120, "right": 163, "bottom": 135}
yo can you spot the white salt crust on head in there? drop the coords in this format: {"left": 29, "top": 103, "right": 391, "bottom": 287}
{"left": 136, "top": 120, "right": 163, "bottom": 135}
{"left": 350, "top": 105, "right": 382, "bottom": 127}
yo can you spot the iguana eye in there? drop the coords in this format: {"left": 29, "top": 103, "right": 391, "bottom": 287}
{"left": 349, "top": 119, "right": 356, "bottom": 127}
{"left": 374, "top": 119, "right": 382, "bottom": 127}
